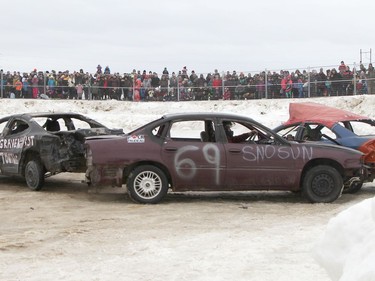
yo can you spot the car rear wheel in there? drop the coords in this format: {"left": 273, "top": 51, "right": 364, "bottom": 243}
{"left": 126, "top": 165, "right": 168, "bottom": 204}
{"left": 302, "top": 165, "right": 343, "bottom": 203}
{"left": 25, "top": 159, "right": 45, "bottom": 191}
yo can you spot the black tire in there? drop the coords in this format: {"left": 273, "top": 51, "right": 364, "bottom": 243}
{"left": 25, "top": 159, "right": 45, "bottom": 191}
{"left": 343, "top": 181, "right": 363, "bottom": 194}
{"left": 126, "top": 165, "right": 168, "bottom": 204}
{"left": 302, "top": 165, "right": 343, "bottom": 203}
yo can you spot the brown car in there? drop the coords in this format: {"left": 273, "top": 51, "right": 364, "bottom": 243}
{"left": 85, "top": 112, "right": 365, "bottom": 204}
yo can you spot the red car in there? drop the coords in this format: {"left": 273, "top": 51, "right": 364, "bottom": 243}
{"left": 85, "top": 112, "right": 365, "bottom": 204}
{"left": 274, "top": 102, "right": 375, "bottom": 192}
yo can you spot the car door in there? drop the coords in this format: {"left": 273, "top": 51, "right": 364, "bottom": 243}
{"left": 0, "top": 118, "right": 31, "bottom": 175}
{"left": 161, "top": 119, "right": 226, "bottom": 191}
{"left": 221, "top": 120, "right": 298, "bottom": 190}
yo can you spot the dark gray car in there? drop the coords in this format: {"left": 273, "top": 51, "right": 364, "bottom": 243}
{"left": 0, "top": 112, "right": 123, "bottom": 190}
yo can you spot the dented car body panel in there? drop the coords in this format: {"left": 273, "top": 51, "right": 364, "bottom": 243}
{"left": 85, "top": 112, "right": 365, "bottom": 203}
{"left": 274, "top": 102, "right": 375, "bottom": 182}
{"left": 0, "top": 113, "right": 123, "bottom": 188}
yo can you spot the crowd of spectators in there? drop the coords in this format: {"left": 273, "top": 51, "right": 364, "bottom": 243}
{"left": 1, "top": 61, "right": 375, "bottom": 101}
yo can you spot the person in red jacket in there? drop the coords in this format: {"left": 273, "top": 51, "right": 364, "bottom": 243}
{"left": 212, "top": 74, "right": 222, "bottom": 99}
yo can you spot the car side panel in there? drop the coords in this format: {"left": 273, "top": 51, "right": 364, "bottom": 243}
{"left": 224, "top": 143, "right": 301, "bottom": 190}
{"left": 0, "top": 133, "right": 33, "bottom": 174}
{"left": 161, "top": 139, "right": 226, "bottom": 191}
{"left": 87, "top": 135, "right": 163, "bottom": 186}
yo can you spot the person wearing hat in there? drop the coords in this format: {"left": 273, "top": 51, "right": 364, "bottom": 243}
{"left": 223, "top": 121, "right": 257, "bottom": 143}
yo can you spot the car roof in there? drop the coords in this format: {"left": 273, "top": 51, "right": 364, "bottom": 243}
{"left": 162, "top": 112, "right": 253, "bottom": 120}
{"left": 283, "top": 102, "right": 374, "bottom": 128}
{"left": 15, "top": 112, "right": 86, "bottom": 118}
{"left": 0, "top": 112, "right": 107, "bottom": 127}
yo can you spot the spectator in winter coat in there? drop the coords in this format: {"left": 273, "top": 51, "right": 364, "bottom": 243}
{"left": 14, "top": 79, "right": 23, "bottom": 98}
{"left": 47, "top": 76, "right": 56, "bottom": 97}
{"left": 285, "top": 76, "right": 293, "bottom": 98}
{"left": 338, "top": 61, "right": 347, "bottom": 74}
{"left": 76, "top": 83, "right": 84, "bottom": 99}
{"left": 22, "top": 77, "right": 29, "bottom": 98}
{"left": 367, "top": 63, "right": 375, "bottom": 95}
{"left": 159, "top": 75, "right": 169, "bottom": 101}
{"left": 151, "top": 73, "right": 160, "bottom": 88}
{"left": 329, "top": 68, "right": 342, "bottom": 96}
{"left": 223, "top": 87, "right": 231, "bottom": 100}
{"left": 212, "top": 74, "right": 222, "bottom": 99}
{"left": 316, "top": 68, "right": 327, "bottom": 96}
{"left": 31, "top": 75, "right": 39, "bottom": 98}
{"left": 280, "top": 76, "right": 287, "bottom": 97}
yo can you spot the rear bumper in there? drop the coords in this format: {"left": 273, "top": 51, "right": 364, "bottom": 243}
{"left": 85, "top": 165, "right": 123, "bottom": 187}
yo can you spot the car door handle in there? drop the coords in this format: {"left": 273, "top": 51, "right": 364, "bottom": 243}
{"left": 228, "top": 148, "right": 241, "bottom": 153}
{"left": 165, "top": 147, "right": 178, "bottom": 152}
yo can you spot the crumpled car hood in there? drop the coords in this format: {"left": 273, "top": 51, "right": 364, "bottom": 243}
{"left": 283, "top": 102, "right": 373, "bottom": 128}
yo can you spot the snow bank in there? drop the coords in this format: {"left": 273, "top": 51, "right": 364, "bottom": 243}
{"left": 314, "top": 197, "right": 375, "bottom": 281}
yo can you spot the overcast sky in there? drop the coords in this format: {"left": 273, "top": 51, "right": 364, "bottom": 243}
{"left": 1, "top": 0, "right": 374, "bottom": 75}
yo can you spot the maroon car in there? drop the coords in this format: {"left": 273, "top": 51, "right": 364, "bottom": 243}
{"left": 85, "top": 112, "right": 365, "bottom": 204}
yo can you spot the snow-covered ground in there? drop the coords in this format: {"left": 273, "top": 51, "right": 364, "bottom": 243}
{"left": 0, "top": 95, "right": 374, "bottom": 281}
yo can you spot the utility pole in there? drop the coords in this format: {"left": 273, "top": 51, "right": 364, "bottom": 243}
{"left": 360, "top": 49, "right": 372, "bottom": 65}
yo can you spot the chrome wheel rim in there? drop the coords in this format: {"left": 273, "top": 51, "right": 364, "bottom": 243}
{"left": 134, "top": 171, "right": 162, "bottom": 199}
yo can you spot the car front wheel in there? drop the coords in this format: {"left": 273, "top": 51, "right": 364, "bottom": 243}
{"left": 126, "top": 165, "right": 168, "bottom": 204}
{"left": 302, "top": 165, "right": 343, "bottom": 203}
{"left": 25, "top": 159, "right": 45, "bottom": 191}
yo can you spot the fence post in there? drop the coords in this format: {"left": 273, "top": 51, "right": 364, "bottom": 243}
{"left": 0, "top": 69, "right": 3, "bottom": 98}
{"left": 88, "top": 81, "right": 92, "bottom": 100}
{"left": 44, "top": 72, "right": 47, "bottom": 96}
{"left": 133, "top": 74, "right": 137, "bottom": 101}
{"left": 222, "top": 71, "right": 225, "bottom": 99}
{"left": 265, "top": 69, "right": 268, "bottom": 99}
{"left": 177, "top": 81, "right": 180, "bottom": 101}
{"left": 307, "top": 66, "right": 311, "bottom": 98}
{"left": 353, "top": 62, "right": 357, "bottom": 95}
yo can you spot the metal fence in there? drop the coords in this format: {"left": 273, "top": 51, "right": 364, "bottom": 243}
{"left": 1, "top": 63, "right": 374, "bottom": 101}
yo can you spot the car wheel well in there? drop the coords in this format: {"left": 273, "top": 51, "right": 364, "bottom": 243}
{"left": 301, "top": 159, "right": 344, "bottom": 184}
{"left": 21, "top": 150, "right": 45, "bottom": 176}
{"left": 123, "top": 161, "right": 172, "bottom": 186}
